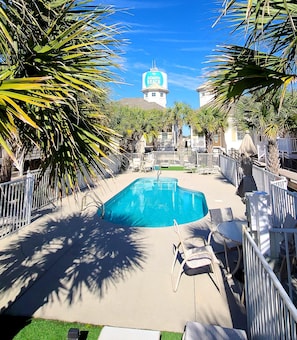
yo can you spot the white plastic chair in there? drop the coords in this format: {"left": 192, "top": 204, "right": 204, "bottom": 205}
{"left": 207, "top": 207, "right": 240, "bottom": 274}
{"left": 171, "top": 219, "right": 221, "bottom": 292}
{"left": 207, "top": 207, "right": 234, "bottom": 245}
{"left": 142, "top": 159, "right": 154, "bottom": 172}
{"left": 130, "top": 158, "right": 141, "bottom": 171}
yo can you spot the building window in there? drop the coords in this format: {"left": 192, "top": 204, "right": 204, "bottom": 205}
{"left": 237, "top": 131, "right": 245, "bottom": 140}
{"left": 160, "top": 93, "right": 163, "bottom": 97}
{"left": 162, "top": 132, "right": 168, "bottom": 141}
{"left": 145, "top": 93, "right": 148, "bottom": 97}
{"left": 152, "top": 92, "right": 156, "bottom": 97}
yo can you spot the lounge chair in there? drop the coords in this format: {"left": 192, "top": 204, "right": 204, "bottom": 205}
{"left": 142, "top": 159, "right": 154, "bottom": 172}
{"left": 171, "top": 219, "right": 221, "bottom": 292}
{"left": 182, "top": 321, "right": 247, "bottom": 340}
{"left": 98, "top": 326, "right": 160, "bottom": 340}
{"left": 184, "top": 162, "right": 197, "bottom": 173}
{"left": 196, "top": 153, "right": 219, "bottom": 174}
{"left": 130, "top": 158, "right": 141, "bottom": 171}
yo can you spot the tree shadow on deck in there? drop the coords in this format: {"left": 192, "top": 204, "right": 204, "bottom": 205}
{"left": 0, "top": 212, "right": 148, "bottom": 318}
{"left": 188, "top": 222, "right": 247, "bottom": 332}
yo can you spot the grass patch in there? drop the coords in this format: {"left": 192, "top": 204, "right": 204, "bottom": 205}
{"left": 1, "top": 316, "right": 101, "bottom": 340}
{"left": 161, "top": 331, "right": 183, "bottom": 339}
{"left": 1, "top": 315, "right": 182, "bottom": 340}
{"left": 160, "top": 166, "right": 185, "bottom": 171}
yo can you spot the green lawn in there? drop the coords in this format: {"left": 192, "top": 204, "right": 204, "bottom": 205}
{"left": 1, "top": 316, "right": 182, "bottom": 340}
{"left": 160, "top": 165, "right": 186, "bottom": 171}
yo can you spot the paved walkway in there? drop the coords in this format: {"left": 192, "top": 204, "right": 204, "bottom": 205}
{"left": 0, "top": 171, "right": 247, "bottom": 333}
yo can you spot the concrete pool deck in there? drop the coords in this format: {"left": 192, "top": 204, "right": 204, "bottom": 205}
{"left": 0, "top": 170, "right": 247, "bottom": 334}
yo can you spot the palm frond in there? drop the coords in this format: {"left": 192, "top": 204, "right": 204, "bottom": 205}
{"left": 0, "top": 0, "right": 124, "bottom": 189}
{"left": 206, "top": 44, "right": 296, "bottom": 106}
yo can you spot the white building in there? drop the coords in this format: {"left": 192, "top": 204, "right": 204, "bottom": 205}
{"left": 141, "top": 63, "right": 169, "bottom": 108}
{"left": 197, "top": 84, "right": 214, "bottom": 108}
{"left": 196, "top": 85, "right": 244, "bottom": 153}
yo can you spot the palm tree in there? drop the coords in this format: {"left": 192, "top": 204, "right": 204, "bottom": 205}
{"left": 0, "top": 76, "right": 65, "bottom": 182}
{"left": 142, "top": 109, "right": 165, "bottom": 151}
{"left": 206, "top": 0, "right": 297, "bottom": 173}
{"left": 0, "top": 0, "right": 122, "bottom": 190}
{"left": 109, "top": 103, "right": 165, "bottom": 153}
{"left": 234, "top": 92, "right": 297, "bottom": 173}
{"left": 208, "top": 1, "right": 297, "bottom": 104}
{"left": 167, "top": 102, "right": 193, "bottom": 150}
{"left": 190, "top": 105, "right": 228, "bottom": 153}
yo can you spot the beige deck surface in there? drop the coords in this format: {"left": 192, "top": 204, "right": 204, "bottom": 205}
{"left": 0, "top": 171, "right": 247, "bottom": 333}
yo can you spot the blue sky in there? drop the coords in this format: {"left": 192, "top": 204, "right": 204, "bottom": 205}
{"left": 94, "top": 1, "right": 234, "bottom": 109}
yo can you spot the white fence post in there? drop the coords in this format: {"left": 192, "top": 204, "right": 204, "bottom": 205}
{"left": 246, "top": 191, "right": 271, "bottom": 256}
{"left": 24, "top": 172, "right": 35, "bottom": 225}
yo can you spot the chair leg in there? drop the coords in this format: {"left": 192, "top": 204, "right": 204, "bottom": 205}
{"left": 210, "top": 263, "right": 221, "bottom": 293}
{"left": 172, "top": 257, "right": 186, "bottom": 292}
{"left": 171, "top": 244, "right": 181, "bottom": 292}
{"left": 171, "top": 243, "right": 181, "bottom": 273}
{"left": 207, "top": 231, "right": 213, "bottom": 245}
{"left": 173, "top": 265, "right": 185, "bottom": 292}
{"left": 171, "top": 247, "right": 178, "bottom": 275}
{"left": 223, "top": 241, "right": 231, "bottom": 274}
{"left": 230, "top": 245, "right": 242, "bottom": 276}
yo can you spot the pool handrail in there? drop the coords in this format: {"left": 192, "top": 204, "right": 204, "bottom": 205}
{"left": 81, "top": 191, "right": 105, "bottom": 217}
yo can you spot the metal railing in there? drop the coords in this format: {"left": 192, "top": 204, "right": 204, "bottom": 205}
{"left": 127, "top": 151, "right": 221, "bottom": 174}
{"left": 243, "top": 228, "right": 297, "bottom": 339}
{"left": 151, "top": 150, "right": 195, "bottom": 166}
{"left": 29, "top": 170, "right": 58, "bottom": 211}
{"left": 196, "top": 153, "right": 220, "bottom": 174}
{"left": 270, "top": 180, "right": 297, "bottom": 227}
{"left": 0, "top": 174, "right": 34, "bottom": 237}
{"left": 268, "top": 180, "right": 297, "bottom": 303}
{"left": 219, "top": 154, "right": 284, "bottom": 195}
{"left": 253, "top": 165, "right": 283, "bottom": 196}
{"left": 269, "top": 227, "right": 297, "bottom": 302}
{"left": 219, "top": 154, "right": 239, "bottom": 186}
{"left": 0, "top": 156, "right": 122, "bottom": 239}
{"left": 278, "top": 138, "right": 297, "bottom": 155}
{"left": 221, "top": 154, "right": 297, "bottom": 309}
{"left": 2, "top": 152, "right": 297, "bottom": 337}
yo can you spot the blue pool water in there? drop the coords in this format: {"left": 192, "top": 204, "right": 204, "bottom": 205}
{"left": 102, "top": 177, "right": 208, "bottom": 227}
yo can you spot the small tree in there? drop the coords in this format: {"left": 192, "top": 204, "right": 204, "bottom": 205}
{"left": 190, "top": 104, "right": 228, "bottom": 153}
{"left": 167, "top": 102, "right": 193, "bottom": 150}
{"left": 109, "top": 103, "right": 166, "bottom": 153}
{"left": 234, "top": 92, "right": 297, "bottom": 174}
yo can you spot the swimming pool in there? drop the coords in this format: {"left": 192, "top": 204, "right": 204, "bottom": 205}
{"left": 102, "top": 177, "right": 208, "bottom": 227}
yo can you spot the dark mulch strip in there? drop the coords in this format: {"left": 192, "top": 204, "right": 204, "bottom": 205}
{"left": 0, "top": 315, "right": 32, "bottom": 340}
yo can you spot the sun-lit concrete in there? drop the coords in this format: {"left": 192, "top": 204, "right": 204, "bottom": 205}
{"left": 0, "top": 171, "right": 247, "bottom": 333}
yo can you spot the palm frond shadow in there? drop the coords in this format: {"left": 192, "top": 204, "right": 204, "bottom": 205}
{"left": 0, "top": 213, "right": 147, "bottom": 316}
{"left": 188, "top": 224, "right": 247, "bottom": 331}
